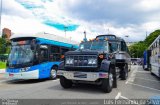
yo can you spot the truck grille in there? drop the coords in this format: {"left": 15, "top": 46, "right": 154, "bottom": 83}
{"left": 65, "top": 55, "right": 97, "bottom": 67}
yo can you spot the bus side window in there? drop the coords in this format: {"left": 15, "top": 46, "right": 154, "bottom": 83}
{"left": 50, "top": 46, "right": 60, "bottom": 61}
{"left": 39, "top": 49, "right": 48, "bottom": 63}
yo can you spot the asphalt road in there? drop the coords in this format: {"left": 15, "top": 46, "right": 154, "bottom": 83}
{"left": 0, "top": 65, "right": 159, "bottom": 100}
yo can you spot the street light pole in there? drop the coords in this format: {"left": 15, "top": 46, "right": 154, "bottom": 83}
{"left": 64, "top": 26, "right": 68, "bottom": 38}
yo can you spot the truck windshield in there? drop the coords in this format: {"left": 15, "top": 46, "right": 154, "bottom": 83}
{"left": 79, "top": 41, "right": 108, "bottom": 51}
{"left": 8, "top": 45, "right": 34, "bottom": 66}
{"left": 79, "top": 42, "right": 92, "bottom": 50}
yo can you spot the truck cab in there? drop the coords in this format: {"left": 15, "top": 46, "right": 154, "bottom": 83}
{"left": 57, "top": 34, "right": 130, "bottom": 93}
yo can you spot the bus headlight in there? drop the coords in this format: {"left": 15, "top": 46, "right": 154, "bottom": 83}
{"left": 88, "top": 58, "right": 97, "bottom": 64}
{"left": 66, "top": 58, "right": 74, "bottom": 64}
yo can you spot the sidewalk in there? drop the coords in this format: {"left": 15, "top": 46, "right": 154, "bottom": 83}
{"left": 0, "top": 69, "right": 5, "bottom": 74}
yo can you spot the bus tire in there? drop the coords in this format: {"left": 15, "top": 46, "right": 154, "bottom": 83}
{"left": 121, "top": 64, "right": 128, "bottom": 80}
{"left": 50, "top": 66, "right": 58, "bottom": 80}
{"left": 60, "top": 77, "right": 72, "bottom": 89}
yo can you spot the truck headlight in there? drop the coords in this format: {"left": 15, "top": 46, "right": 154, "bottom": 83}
{"left": 66, "top": 58, "right": 74, "bottom": 64}
{"left": 88, "top": 58, "right": 97, "bottom": 64}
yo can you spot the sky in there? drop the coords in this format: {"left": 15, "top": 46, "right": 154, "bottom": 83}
{"left": 1, "top": 0, "right": 160, "bottom": 42}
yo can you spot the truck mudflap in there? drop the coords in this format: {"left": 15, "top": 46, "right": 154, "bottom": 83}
{"left": 57, "top": 70, "right": 108, "bottom": 81}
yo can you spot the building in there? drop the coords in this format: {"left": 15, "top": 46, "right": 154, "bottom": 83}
{"left": 2, "top": 28, "right": 11, "bottom": 41}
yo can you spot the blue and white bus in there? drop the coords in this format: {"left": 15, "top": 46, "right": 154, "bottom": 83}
{"left": 5, "top": 33, "right": 78, "bottom": 79}
{"left": 148, "top": 35, "right": 160, "bottom": 77}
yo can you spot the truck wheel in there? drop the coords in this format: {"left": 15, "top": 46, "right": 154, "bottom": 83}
{"left": 101, "top": 72, "right": 113, "bottom": 93}
{"left": 50, "top": 66, "right": 58, "bottom": 80}
{"left": 60, "top": 77, "right": 72, "bottom": 89}
{"left": 121, "top": 64, "right": 128, "bottom": 80}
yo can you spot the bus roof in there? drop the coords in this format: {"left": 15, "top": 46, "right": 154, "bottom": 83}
{"left": 10, "top": 32, "right": 79, "bottom": 46}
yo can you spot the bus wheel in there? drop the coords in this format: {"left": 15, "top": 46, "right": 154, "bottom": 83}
{"left": 60, "top": 77, "right": 72, "bottom": 88}
{"left": 50, "top": 66, "right": 58, "bottom": 80}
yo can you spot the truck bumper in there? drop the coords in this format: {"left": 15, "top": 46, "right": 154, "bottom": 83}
{"left": 57, "top": 70, "right": 108, "bottom": 81}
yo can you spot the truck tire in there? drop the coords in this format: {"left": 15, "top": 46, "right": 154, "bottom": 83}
{"left": 50, "top": 66, "right": 58, "bottom": 80}
{"left": 101, "top": 72, "right": 113, "bottom": 93}
{"left": 121, "top": 64, "right": 128, "bottom": 80}
{"left": 60, "top": 77, "right": 72, "bottom": 89}
{"left": 112, "top": 66, "right": 117, "bottom": 88}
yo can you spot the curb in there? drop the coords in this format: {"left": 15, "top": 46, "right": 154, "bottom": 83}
{"left": 0, "top": 69, "right": 5, "bottom": 74}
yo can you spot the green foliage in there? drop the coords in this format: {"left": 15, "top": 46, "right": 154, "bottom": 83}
{"left": 144, "top": 29, "right": 160, "bottom": 46}
{"left": 0, "top": 37, "right": 10, "bottom": 54}
{"left": 0, "top": 38, "right": 7, "bottom": 54}
{"left": 129, "top": 42, "right": 147, "bottom": 58}
{"left": 129, "top": 29, "right": 160, "bottom": 58}
{"left": 0, "top": 61, "right": 6, "bottom": 69}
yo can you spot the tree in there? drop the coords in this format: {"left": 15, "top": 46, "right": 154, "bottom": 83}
{"left": 144, "top": 29, "right": 160, "bottom": 46}
{"left": 129, "top": 29, "right": 160, "bottom": 58}
{"left": 0, "top": 38, "right": 7, "bottom": 54}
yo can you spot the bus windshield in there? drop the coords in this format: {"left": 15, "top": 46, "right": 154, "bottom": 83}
{"left": 8, "top": 45, "right": 34, "bottom": 66}
{"left": 79, "top": 41, "right": 108, "bottom": 51}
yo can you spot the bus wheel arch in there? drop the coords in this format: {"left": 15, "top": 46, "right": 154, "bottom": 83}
{"left": 50, "top": 65, "right": 58, "bottom": 80}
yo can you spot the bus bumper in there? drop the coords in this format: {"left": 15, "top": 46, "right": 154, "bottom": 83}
{"left": 57, "top": 70, "right": 108, "bottom": 81}
{"left": 5, "top": 70, "right": 39, "bottom": 79}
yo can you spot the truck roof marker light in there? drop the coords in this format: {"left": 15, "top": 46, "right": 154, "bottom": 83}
{"left": 99, "top": 54, "right": 104, "bottom": 59}
{"left": 105, "top": 38, "right": 108, "bottom": 41}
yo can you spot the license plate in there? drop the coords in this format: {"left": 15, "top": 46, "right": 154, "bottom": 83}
{"left": 74, "top": 72, "right": 87, "bottom": 78}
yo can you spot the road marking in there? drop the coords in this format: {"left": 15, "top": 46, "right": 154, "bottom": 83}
{"left": 127, "top": 82, "right": 160, "bottom": 92}
{"left": 136, "top": 71, "right": 150, "bottom": 73}
{"left": 115, "top": 92, "right": 121, "bottom": 99}
{"left": 114, "top": 92, "right": 139, "bottom": 105}
{"left": 0, "top": 80, "right": 7, "bottom": 83}
{"left": 126, "top": 66, "right": 138, "bottom": 84}
{"left": 134, "top": 77, "right": 160, "bottom": 82}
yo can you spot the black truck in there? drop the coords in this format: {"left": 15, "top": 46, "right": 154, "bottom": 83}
{"left": 57, "top": 34, "right": 131, "bottom": 93}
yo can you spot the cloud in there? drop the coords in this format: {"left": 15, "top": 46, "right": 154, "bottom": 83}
{"left": 2, "top": 0, "right": 34, "bottom": 18}
{"left": 2, "top": 0, "right": 160, "bottom": 43}
{"left": 15, "top": 0, "right": 79, "bottom": 31}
